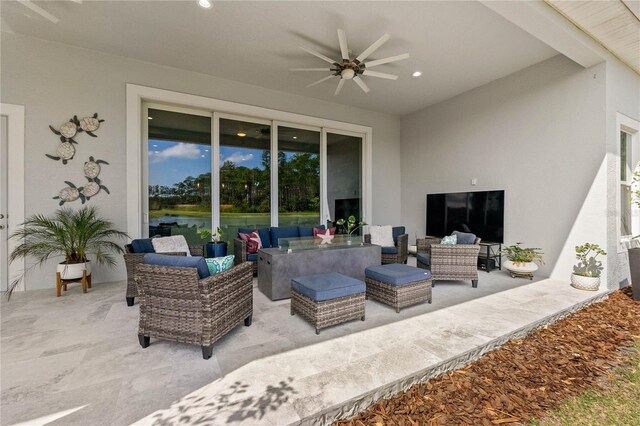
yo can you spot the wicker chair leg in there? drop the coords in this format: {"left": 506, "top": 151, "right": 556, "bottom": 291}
{"left": 315, "top": 328, "right": 320, "bottom": 335}
{"left": 126, "top": 297, "right": 135, "bottom": 307}
{"left": 361, "top": 315, "right": 365, "bottom": 321}
{"left": 396, "top": 307, "right": 400, "bottom": 313}
{"left": 244, "top": 314, "right": 252, "bottom": 326}
{"left": 472, "top": 279, "right": 478, "bottom": 288}
{"left": 202, "top": 345, "right": 214, "bottom": 360}
{"left": 138, "top": 335, "right": 150, "bottom": 348}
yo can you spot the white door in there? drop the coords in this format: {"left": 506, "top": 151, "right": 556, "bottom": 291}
{"left": 0, "top": 114, "right": 8, "bottom": 291}
{"left": 0, "top": 104, "right": 25, "bottom": 293}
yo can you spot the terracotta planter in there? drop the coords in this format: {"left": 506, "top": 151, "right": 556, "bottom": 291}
{"left": 570, "top": 273, "right": 600, "bottom": 291}
{"left": 57, "top": 261, "right": 91, "bottom": 280}
{"left": 628, "top": 247, "right": 640, "bottom": 301}
{"left": 503, "top": 260, "right": 538, "bottom": 279}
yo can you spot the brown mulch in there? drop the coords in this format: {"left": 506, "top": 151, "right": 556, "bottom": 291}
{"left": 334, "top": 288, "right": 640, "bottom": 426}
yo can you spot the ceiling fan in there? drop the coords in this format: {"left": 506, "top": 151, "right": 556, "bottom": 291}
{"left": 291, "top": 29, "right": 409, "bottom": 95}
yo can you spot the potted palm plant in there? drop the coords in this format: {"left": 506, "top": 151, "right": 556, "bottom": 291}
{"left": 571, "top": 243, "right": 607, "bottom": 291}
{"left": 8, "top": 206, "right": 128, "bottom": 297}
{"left": 199, "top": 226, "right": 227, "bottom": 258}
{"left": 499, "top": 242, "right": 544, "bottom": 280}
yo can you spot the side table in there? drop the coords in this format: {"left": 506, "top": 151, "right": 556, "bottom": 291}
{"left": 478, "top": 242, "right": 501, "bottom": 272}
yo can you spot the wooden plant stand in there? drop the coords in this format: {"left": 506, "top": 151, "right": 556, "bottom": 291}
{"left": 56, "top": 270, "right": 92, "bottom": 297}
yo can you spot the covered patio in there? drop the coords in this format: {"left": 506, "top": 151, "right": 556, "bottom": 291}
{"left": 1, "top": 256, "right": 607, "bottom": 425}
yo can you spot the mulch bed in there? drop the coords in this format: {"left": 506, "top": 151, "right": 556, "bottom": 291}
{"left": 335, "top": 288, "right": 640, "bottom": 426}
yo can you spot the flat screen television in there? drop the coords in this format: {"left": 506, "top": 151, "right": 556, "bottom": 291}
{"left": 426, "top": 190, "right": 504, "bottom": 243}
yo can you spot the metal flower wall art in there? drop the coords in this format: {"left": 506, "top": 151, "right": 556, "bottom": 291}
{"left": 47, "top": 113, "right": 110, "bottom": 205}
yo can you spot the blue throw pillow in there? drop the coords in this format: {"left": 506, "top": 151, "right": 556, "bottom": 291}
{"left": 205, "top": 255, "right": 235, "bottom": 276}
{"left": 392, "top": 226, "right": 406, "bottom": 245}
{"left": 131, "top": 238, "right": 155, "bottom": 254}
{"left": 452, "top": 230, "right": 476, "bottom": 245}
{"left": 270, "top": 226, "right": 300, "bottom": 248}
{"left": 143, "top": 253, "right": 210, "bottom": 279}
{"left": 441, "top": 235, "right": 457, "bottom": 245}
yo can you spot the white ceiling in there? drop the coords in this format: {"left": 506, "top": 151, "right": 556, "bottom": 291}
{"left": 0, "top": 1, "right": 559, "bottom": 116}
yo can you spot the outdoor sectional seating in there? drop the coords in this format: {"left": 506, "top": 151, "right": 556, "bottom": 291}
{"left": 233, "top": 225, "right": 327, "bottom": 275}
{"left": 364, "top": 226, "right": 409, "bottom": 264}
{"left": 123, "top": 238, "right": 204, "bottom": 306}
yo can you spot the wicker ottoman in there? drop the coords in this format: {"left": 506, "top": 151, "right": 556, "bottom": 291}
{"left": 365, "top": 264, "right": 432, "bottom": 313}
{"left": 291, "top": 272, "right": 366, "bottom": 334}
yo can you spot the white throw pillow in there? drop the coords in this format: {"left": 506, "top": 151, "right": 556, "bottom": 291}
{"left": 152, "top": 235, "right": 192, "bottom": 256}
{"left": 369, "top": 225, "right": 395, "bottom": 247}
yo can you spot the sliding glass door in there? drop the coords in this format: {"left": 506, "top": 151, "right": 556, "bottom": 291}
{"left": 326, "top": 131, "right": 363, "bottom": 233}
{"left": 277, "top": 125, "right": 321, "bottom": 227}
{"left": 218, "top": 117, "right": 271, "bottom": 240}
{"left": 142, "top": 103, "right": 367, "bottom": 245}
{"left": 146, "top": 107, "right": 211, "bottom": 245}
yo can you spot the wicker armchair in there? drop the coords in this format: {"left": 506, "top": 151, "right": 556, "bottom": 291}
{"left": 416, "top": 237, "right": 481, "bottom": 287}
{"left": 123, "top": 244, "right": 204, "bottom": 306}
{"left": 233, "top": 238, "right": 259, "bottom": 276}
{"left": 364, "top": 230, "right": 408, "bottom": 264}
{"left": 136, "top": 261, "right": 253, "bottom": 359}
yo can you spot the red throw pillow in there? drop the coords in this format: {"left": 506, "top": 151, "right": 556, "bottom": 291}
{"left": 313, "top": 227, "right": 336, "bottom": 237}
{"left": 239, "top": 230, "right": 262, "bottom": 254}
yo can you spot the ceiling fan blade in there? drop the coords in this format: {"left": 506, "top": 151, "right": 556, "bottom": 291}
{"left": 356, "top": 33, "right": 390, "bottom": 62}
{"left": 353, "top": 76, "right": 370, "bottom": 93}
{"left": 362, "top": 70, "right": 398, "bottom": 80}
{"left": 334, "top": 79, "right": 345, "bottom": 96}
{"left": 307, "top": 75, "right": 335, "bottom": 88}
{"left": 299, "top": 46, "right": 338, "bottom": 65}
{"left": 290, "top": 68, "right": 331, "bottom": 72}
{"left": 17, "top": 0, "right": 60, "bottom": 23}
{"left": 365, "top": 53, "right": 410, "bottom": 68}
{"left": 337, "top": 29, "right": 350, "bottom": 61}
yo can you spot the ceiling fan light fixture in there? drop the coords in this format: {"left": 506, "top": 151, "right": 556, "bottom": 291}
{"left": 198, "top": 0, "right": 212, "bottom": 9}
{"left": 341, "top": 68, "right": 355, "bottom": 80}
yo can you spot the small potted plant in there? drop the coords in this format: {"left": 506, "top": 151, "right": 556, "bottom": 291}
{"left": 8, "top": 206, "right": 128, "bottom": 297}
{"left": 199, "top": 227, "right": 226, "bottom": 258}
{"left": 499, "top": 242, "right": 544, "bottom": 280}
{"left": 336, "top": 215, "right": 367, "bottom": 243}
{"left": 571, "top": 242, "right": 607, "bottom": 291}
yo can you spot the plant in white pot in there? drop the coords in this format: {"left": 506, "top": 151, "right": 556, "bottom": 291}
{"left": 8, "top": 206, "right": 128, "bottom": 297}
{"left": 499, "top": 243, "right": 544, "bottom": 280}
{"left": 570, "top": 243, "right": 607, "bottom": 291}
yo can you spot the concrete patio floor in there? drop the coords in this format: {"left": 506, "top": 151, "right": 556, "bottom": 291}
{"left": 1, "top": 259, "right": 607, "bottom": 425}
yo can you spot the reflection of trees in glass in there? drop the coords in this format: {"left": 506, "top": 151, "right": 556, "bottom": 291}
{"left": 149, "top": 153, "right": 319, "bottom": 213}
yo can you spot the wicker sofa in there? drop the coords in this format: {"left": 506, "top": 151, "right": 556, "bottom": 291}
{"left": 364, "top": 226, "right": 409, "bottom": 264}
{"left": 123, "top": 240, "right": 204, "bottom": 306}
{"left": 136, "top": 260, "right": 253, "bottom": 359}
{"left": 233, "top": 225, "right": 327, "bottom": 275}
{"left": 416, "top": 233, "right": 481, "bottom": 287}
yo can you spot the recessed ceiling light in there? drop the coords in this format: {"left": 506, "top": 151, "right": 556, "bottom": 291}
{"left": 198, "top": 0, "right": 212, "bottom": 8}
{"left": 411, "top": 71, "right": 422, "bottom": 78}
{"left": 237, "top": 132, "right": 247, "bottom": 137}
{"left": 293, "top": 136, "right": 297, "bottom": 140}
{"left": 148, "top": 116, "right": 153, "bottom": 120}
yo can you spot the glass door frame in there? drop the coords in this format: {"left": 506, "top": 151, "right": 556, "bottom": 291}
{"left": 128, "top": 84, "right": 372, "bottom": 241}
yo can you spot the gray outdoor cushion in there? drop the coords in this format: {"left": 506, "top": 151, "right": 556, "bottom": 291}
{"left": 452, "top": 230, "right": 476, "bottom": 245}
{"left": 291, "top": 272, "right": 365, "bottom": 302}
{"left": 247, "top": 253, "right": 258, "bottom": 262}
{"left": 143, "top": 253, "right": 210, "bottom": 279}
{"left": 365, "top": 263, "right": 431, "bottom": 286}
{"left": 416, "top": 252, "right": 430, "bottom": 266}
{"left": 381, "top": 246, "right": 398, "bottom": 254}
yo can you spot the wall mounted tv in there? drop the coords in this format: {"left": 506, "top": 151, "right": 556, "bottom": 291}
{"left": 426, "top": 190, "right": 505, "bottom": 243}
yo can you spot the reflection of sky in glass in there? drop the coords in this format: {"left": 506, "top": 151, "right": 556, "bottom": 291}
{"left": 148, "top": 140, "right": 266, "bottom": 187}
